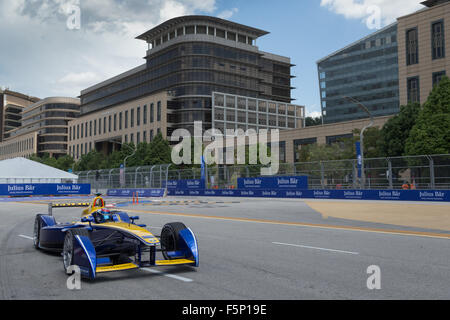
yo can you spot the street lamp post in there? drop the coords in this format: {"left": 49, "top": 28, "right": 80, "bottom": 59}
{"left": 109, "top": 140, "right": 137, "bottom": 187}
{"left": 343, "top": 96, "right": 374, "bottom": 189}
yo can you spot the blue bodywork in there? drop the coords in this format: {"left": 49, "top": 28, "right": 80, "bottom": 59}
{"left": 35, "top": 209, "right": 199, "bottom": 280}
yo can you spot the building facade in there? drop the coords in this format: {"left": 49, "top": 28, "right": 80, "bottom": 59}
{"left": 0, "top": 97, "right": 80, "bottom": 160}
{"left": 212, "top": 92, "right": 304, "bottom": 133}
{"left": 68, "top": 91, "right": 168, "bottom": 160}
{"left": 0, "top": 89, "right": 39, "bottom": 142}
{"left": 398, "top": 0, "right": 450, "bottom": 105}
{"left": 317, "top": 23, "right": 399, "bottom": 124}
{"left": 70, "top": 15, "right": 303, "bottom": 159}
{"left": 279, "top": 115, "right": 393, "bottom": 163}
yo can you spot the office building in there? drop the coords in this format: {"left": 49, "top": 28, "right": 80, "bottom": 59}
{"left": 0, "top": 89, "right": 39, "bottom": 142}
{"left": 0, "top": 97, "right": 80, "bottom": 160}
{"left": 317, "top": 23, "right": 399, "bottom": 124}
{"left": 69, "top": 15, "right": 304, "bottom": 159}
{"left": 398, "top": 0, "right": 449, "bottom": 105}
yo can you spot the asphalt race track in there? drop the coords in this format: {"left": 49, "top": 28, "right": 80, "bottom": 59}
{"left": 0, "top": 196, "right": 449, "bottom": 300}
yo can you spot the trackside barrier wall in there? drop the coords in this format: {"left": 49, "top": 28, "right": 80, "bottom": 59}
{"left": 0, "top": 184, "right": 91, "bottom": 196}
{"left": 166, "top": 188, "right": 450, "bottom": 202}
{"left": 107, "top": 188, "right": 165, "bottom": 197}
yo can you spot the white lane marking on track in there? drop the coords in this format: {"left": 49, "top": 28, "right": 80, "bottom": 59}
{"left": 18, "top": 235, "right": 34, "bottom": 240}
{"left": 272, "top": 241, "right": 359, "bottom": 255}
{"left": 141, "top": 268, "right": 193, "bottom": 282}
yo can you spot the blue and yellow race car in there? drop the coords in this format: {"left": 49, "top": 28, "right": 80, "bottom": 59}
{"left": 33, "top": 195, "right": 199, "bottom": 280}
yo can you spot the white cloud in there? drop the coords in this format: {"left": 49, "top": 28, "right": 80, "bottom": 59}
{"left": 217, "top": 8, "right": 238, "bottom": 20}
{"left": 320, "top": 0, "right": 423, "bottom": 28}
{"left": 0, "top": 0, "right": 231, "bottom": 98}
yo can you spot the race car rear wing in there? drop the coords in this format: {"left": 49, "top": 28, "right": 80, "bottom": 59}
{"left": 48, "top": 202, "right": 91, "bottom": 216}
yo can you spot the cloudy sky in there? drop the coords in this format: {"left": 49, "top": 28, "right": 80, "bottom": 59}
{"left": 0, "top": 0, "right": 424, "bottom": 117}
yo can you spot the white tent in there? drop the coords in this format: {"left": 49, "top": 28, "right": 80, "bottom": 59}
{"left": 0, "top": 157, "right": 78, "bottom": 184}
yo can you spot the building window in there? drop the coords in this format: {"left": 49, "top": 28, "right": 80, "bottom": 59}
{"left": 98, "top": 118, "right": 101, "bottom": 134}
{"left": 130, "top": 133, "right": 134, "bottom": 143}
{"left": 432, "top": 71, "right": 446, "bottom": 87}
{"left": 177, "top": 27, "right": 184, "bottom": 36}
{"left": 137, "top": 132, "right": 140, "bottom": 144}
{"left": 185, "top": 25, "right": 195, "bottom": 34}
{"left": 227, "top": 32, "right": 236, "bottom": 41}
{"left": 196, "top": 25, "right": 207, "bottom": 34}
{"left": 143, "top": 105, "right": 147, "bottom": 124}
{"left": 150, "top": 103, "right": 154, "bottom": 123}
{"left": 208, "top": 26, "right": 214, "bottom": 36}
{"left": 137, "top": 106, "right": 141, "bottom": 126}
{"left": 125, "top": 111, "right": 128, "bottom": 129}
{"left": 108, "top": 115, "right": 112, "bottom": 132}
{"left": 103, "top": 117, "right": 106, "bottom": 134}
{"left": 80, "top": 123, "right": 83, "bottom": 138}
{"left": 124, "top": 135, "right": 128, "bottom": 143}
{"left": 143, "top": 131, "right": 147, "bottom": 142}
{"left": 85, "top": 122, "right": 88, "bottom": 138}
{"left": 131, "top": 109, "right": 134, "bottom": 128}
{"left": 94, "top": 120, "right": 97, "bottom": 135}
{"left": 216, "top": 28, "right": 225, "bottom": 38}
{"left": 150, "top": 129, "right": 154, "bottom": 141}
{"left": 119, "top": 112, "right": 122, "bottom": 130}
{"left": 157, "top": 101, "right": 161, "bottom": 121}
{"left": 432, "top": 21, "right": 445, "bottom": 60}
{"left": 294, "top": 138, "right": 317, "bottom": 162}
{"left": 407, "top": 77, "right": 420, "bottom": 103}
{"left": 114, "top": 114, "right": 117, "bottom": 131}
{"left": 406, "top": 28, "right": 418, "bottom": 65}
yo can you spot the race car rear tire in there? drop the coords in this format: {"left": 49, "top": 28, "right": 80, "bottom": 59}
{"left": 63, "top": 228, "right": 90, "bottom": 273}
{"left": 160, "top": 222, "right": 186, "bottom": 260}
{"left": 33, "top": 214, "right": 43, "bottom": 249}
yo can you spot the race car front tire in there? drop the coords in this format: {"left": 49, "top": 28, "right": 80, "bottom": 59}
{"left": 33, "top": 214, "right": 43, "bottom": 249}
{"left": 62, "top": 228, "right": 90, "bottom": 273}
{"left": 160, "top": 222, "right": 187, "bottom": 260}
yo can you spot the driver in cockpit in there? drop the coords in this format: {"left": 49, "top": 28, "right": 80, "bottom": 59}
{"left": 92, "top": 208, "right": 113, "bottom": 224}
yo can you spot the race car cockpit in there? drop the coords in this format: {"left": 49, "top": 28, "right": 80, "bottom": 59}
{"left": 91, "top": 208, "right": 118, "bottom": 224}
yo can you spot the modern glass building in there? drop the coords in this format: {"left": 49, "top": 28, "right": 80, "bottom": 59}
{"left": 317, "top": 23, "right": 399, "bottom": 124}
{"left": 78, "top": 16, "right": 299, "bottom": 140}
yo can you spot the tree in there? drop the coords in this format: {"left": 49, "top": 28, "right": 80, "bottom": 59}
{"left": 73, "top": 150, "right": 105, "bottom": 171}
{"left": 55, "top": 155, "right": 75, "bottom": 171}
{"left": 405, "top": 76, "right": 450, "bottom": 155}
{"left": 305, "top": 116, "right": 322, "bottom": 127}
{"left": 144, "top": 133, "right": 172, "bottom": 165}
{"left": 380, "top": 102, "right": 421, "bottom": 157}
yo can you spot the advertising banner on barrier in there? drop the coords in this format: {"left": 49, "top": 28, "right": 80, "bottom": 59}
{"left": 166, "top": 188, "right": 450, "bottom": 202}
{"left": 0, "top": 184, "right": 91, "bottom": 196}
{"left": 237, "top": 176, "right": 308, "bottom": 189}
{"left": 166, "top": 179, "right": 205, "bottom": 190}
{"left": 107, "top": 188, "right": 165, "bottom": 197}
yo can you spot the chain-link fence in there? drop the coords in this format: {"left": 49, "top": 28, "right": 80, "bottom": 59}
{"left": 76, "top": 154, "right": 450, "bottom": 191}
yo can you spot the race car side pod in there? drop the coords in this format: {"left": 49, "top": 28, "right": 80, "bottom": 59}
{"left": 72, "top": 233, "right": 97, "bottom": 280}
